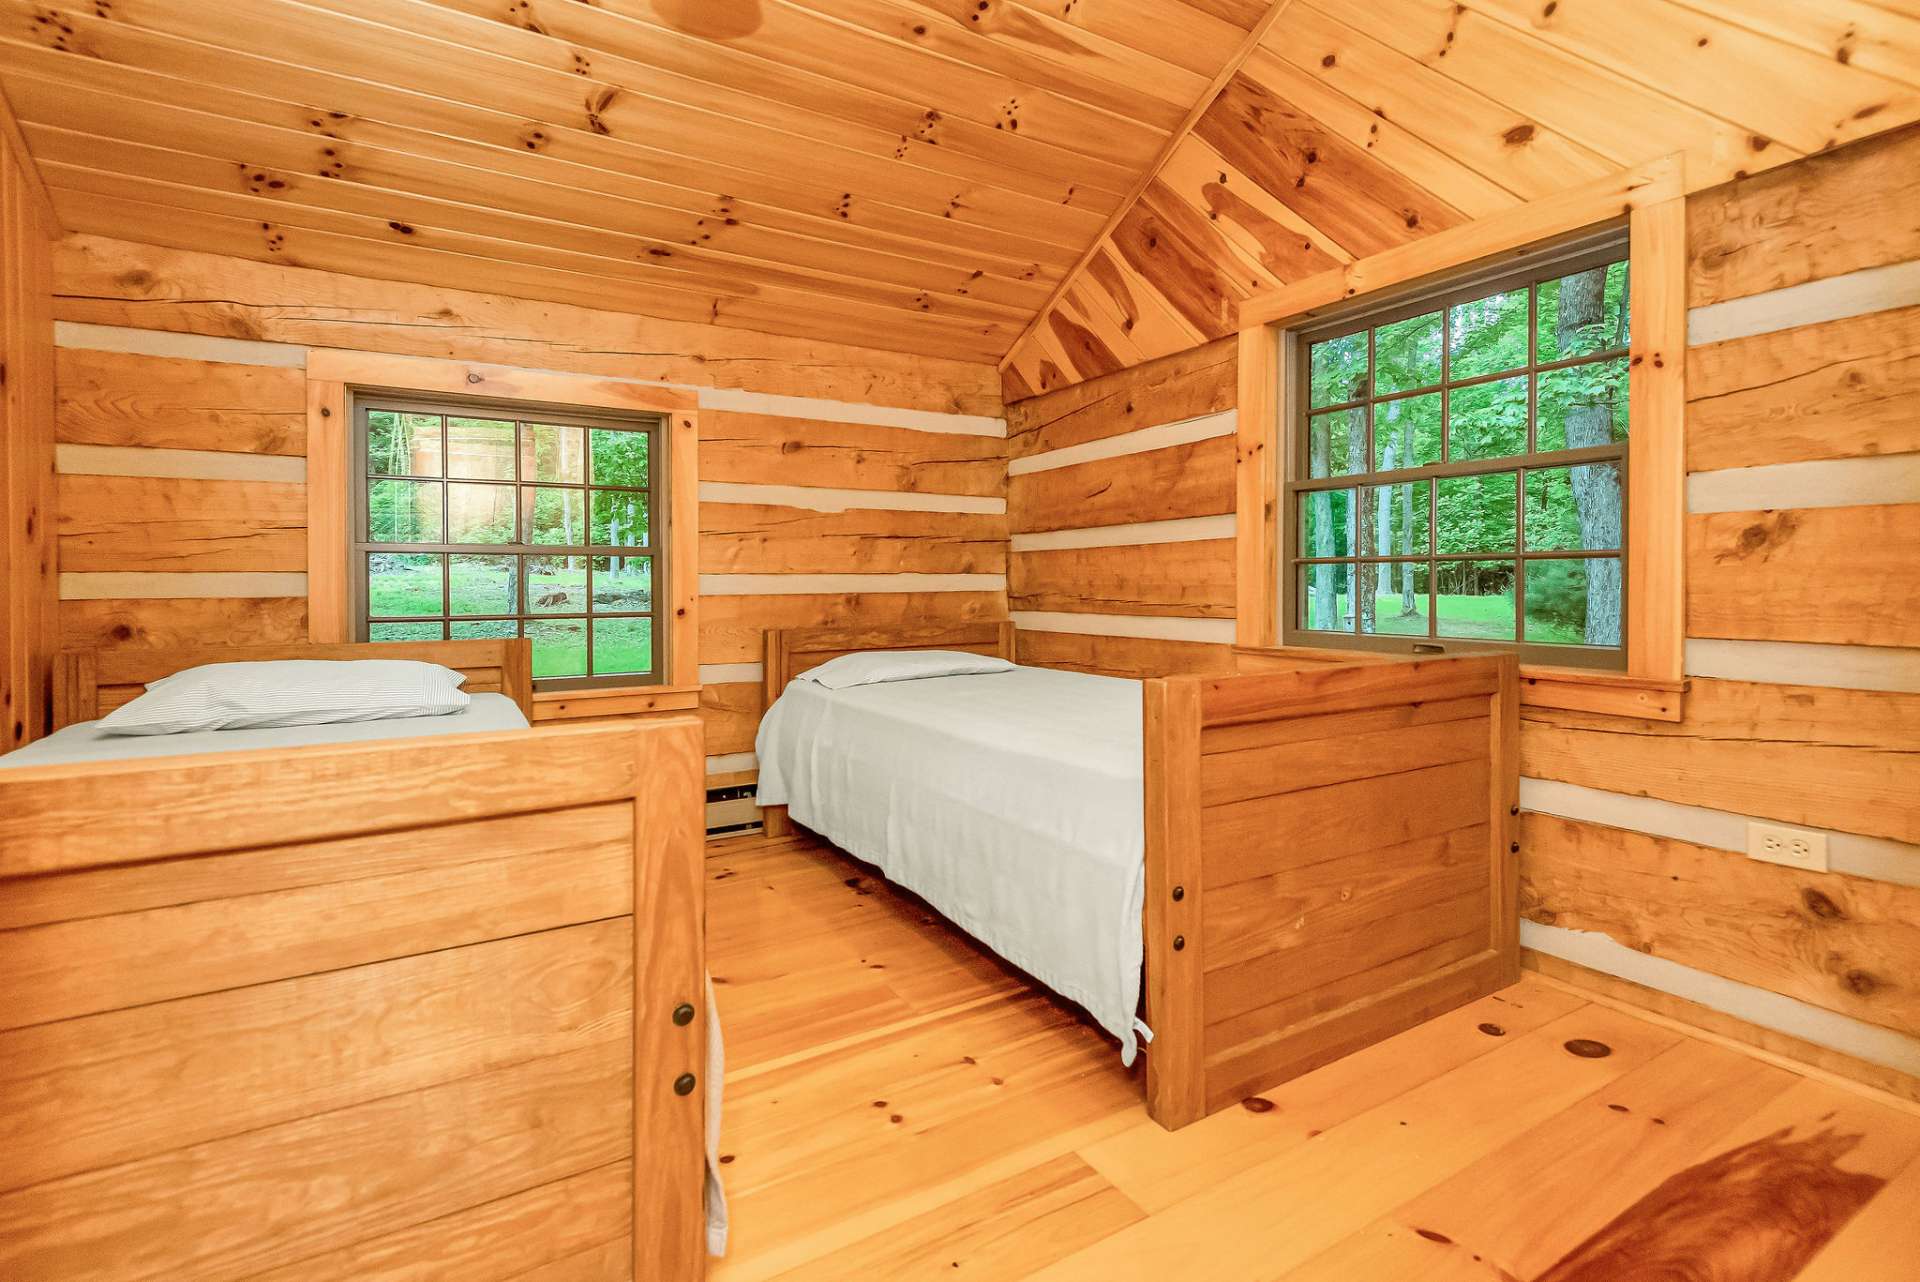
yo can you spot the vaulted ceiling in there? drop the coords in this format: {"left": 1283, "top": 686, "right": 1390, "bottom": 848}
{"left": 1000, "top": 0, "right": 1920, "bottom": 397}
{"left": 0, "top": 0, "right": 1271, "bottom": 363}
{"left": 1, "top": 0, "right": 1916, "bottom": 377}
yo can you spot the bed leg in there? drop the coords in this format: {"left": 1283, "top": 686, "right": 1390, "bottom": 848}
{"left": 761, "top": 804, "right": 791, "bottom": 839}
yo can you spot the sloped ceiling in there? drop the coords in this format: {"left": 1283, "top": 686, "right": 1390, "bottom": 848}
{"left": 1, "top": 1, "right": 1916, "bottom": 374}
{"left": 1000, "top": 0, "right": 1920, "bottom": 398}
{"left": 0, "top": 0, "right": 1272, "bottom": 364}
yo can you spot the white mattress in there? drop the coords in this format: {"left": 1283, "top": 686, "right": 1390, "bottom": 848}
{"left": 755, "top": 665, "right": 1147, "bottom": 1062}
{"left": 0, "top": 693, "right": 531, "bottom": 768}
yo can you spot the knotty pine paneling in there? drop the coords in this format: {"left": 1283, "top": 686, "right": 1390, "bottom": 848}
{"left": 0, "top": 131, "right": 56, "bottom": 748}
{"left": 1001, "top": 5, "right": 1920, "bottom": 398}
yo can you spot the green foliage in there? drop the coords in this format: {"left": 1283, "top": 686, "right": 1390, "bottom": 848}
{"left": 590, "top": 428, "right": 650, "bottom": 487}
{"left": 1300, "top": 260, "right": 1630, "bottom": 646}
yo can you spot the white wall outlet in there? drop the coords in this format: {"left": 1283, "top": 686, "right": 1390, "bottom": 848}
{"left": 1747, "top": 822, "right": 1829, "bottom": 873}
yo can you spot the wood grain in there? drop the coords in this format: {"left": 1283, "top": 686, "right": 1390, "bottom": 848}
{"left": 1520, "top": 812, "right": 1920, "bottom": 1036}
{"left": 1015, "top": 629, "right": 1236, "bottom": 679}
{"left": 0, "top": 126, "right": 57, "bottom": 749}
{"left": 0, "top": 920, "right": 633, "bottom": 1190}
{"left": 1521, "top": 677, "right": 1920, "bottom": 846}
{"left": 1009, "top": 435, "right": 1235, "bottom": 533}
{"left": 56, "top": 237, "right": 1003, "bottom": 417}
{"left": 56, "top": 473, "right": 306, "bottom": 572}
{"left": 700, "top": 410, "right": 1005, "bottom": 497}
{"left": 55, "top": 347, "right": 306, "bottom": 454}
{"left": 1688, "top": 504, "right": 1920, "bottom": 648}
{"left": 707, "top": 829, "right": 1920, "bottom": 1282}
{"left": 1688, "top": 302, "right": 1920, "bottom": 472}
{"left": 0, "top": 1041, "right": 632, "bottom": 1282}
{"left": 1010, "top": 540, "right": 1235, "bottom": 617}
{"left": 699, "top": 503, "right": 1007, "bottom": 576}
{"left": 1689, "top": 122, "right": 1920, "bottom": 307}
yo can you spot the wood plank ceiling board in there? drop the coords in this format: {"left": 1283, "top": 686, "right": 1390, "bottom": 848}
{"left": 1001, "top": 0, "right": 1920, "bottom": 396}
{"left": 5, "top": 0, "right": 1914, "bottom": 372}
{"left": 0, "top": 0, "right": 1276, "bottom": 360}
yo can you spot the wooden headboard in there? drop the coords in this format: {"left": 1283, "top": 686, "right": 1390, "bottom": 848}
{"left": 53, "top": 639, "right": 535, "bottom": 728}
{"left": 762, "top": 621, "right": 1016, "bottom": 709}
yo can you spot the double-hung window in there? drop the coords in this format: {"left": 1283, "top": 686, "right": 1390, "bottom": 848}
{"left": 1284, "top": 241, "right": 1630, "bottom": 667}
{"left": 353, "top": 395, "right": 666, "bottom": 686}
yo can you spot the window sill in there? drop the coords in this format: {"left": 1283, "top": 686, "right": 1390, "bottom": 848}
{"left": 530, "top": 683, "right": 702, "bottom": 723}
{"left": 1519, "top": 666, "right": 1686, "bottom": 721}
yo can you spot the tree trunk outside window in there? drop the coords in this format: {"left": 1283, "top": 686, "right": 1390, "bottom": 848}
{"left": 1556, "top": 268, "right": 1623, "bottom": 645}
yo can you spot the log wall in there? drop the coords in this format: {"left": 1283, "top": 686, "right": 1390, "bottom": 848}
{"left": 1002, "top": 125, "right": 1920, "bottom": 1100}
{"left": 50, "top": 235, "right": 1009, "bottom": 783}
{"left": 1517, "top": 125, "right": 1920, "bottom": 1100}
{"left": 1006, "top": 338, "right": 1240, "bottom": 680}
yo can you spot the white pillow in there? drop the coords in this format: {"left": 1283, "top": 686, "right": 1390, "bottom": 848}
{"left": 795, "top": 649, "right": 1014, "bottom": 690}
{"left": 97, "top": 659, "right": 471, "bottom": 736}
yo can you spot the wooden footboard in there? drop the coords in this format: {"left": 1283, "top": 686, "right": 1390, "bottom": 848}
{"left": 0, "top": 716, "right": 709, "bottom": 1279}
{"left": 1143, "top": 651, "right": 1520, "bottom": 1128}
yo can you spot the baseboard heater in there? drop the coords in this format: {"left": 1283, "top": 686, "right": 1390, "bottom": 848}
{"left": 706, "top": 782, "right": 761, "bottom": 837}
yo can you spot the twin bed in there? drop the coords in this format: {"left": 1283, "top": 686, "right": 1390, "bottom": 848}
{"left": 0, "top": 621, "right": 1519, "bottom": 1279}
{"left": 0, "top": 639, "right": 713, "bottom": 1280}
{"left": 757, "top": 623, "right": 1520, "bottom": 1128}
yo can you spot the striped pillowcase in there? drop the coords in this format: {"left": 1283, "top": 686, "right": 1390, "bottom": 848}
{"left": 98, "top": 660, "right": 471, "bottom": 736}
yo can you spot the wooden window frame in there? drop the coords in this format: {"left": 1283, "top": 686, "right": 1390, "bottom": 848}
{"left": 351, "top": 392, "right": 667, "bottom": 689}
{"left": 1282, "top": 237, "right": 1631, "bottom": 669}
{"left": 1237, "top": 156, "right": 1687, "bottom": 721}
{"left": 307, "top": 351, "right": 701, "bottom": 709}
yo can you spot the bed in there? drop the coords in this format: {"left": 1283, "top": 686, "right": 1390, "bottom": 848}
{"left": 757, "top": 623, "right": 1520, "bottom": 1130}
{"left": 0, "top": 639, "right": 713, "bottom": 1280}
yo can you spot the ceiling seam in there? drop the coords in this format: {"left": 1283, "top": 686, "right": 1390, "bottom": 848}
{"left": 994, "top": 0, "right": 1302, "bottom": 369}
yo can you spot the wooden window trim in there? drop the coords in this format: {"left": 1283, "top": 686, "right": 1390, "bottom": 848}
{"left": 1237, "top": 156, "right": 1688, "bottom": 721}
{"left": 307, "top": 351, "right": 700, "bottom": 692}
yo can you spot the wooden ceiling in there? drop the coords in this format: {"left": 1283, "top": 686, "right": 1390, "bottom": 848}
{"left": 1001, "top": 0, "right": 1920, "bottom": 397}
{"left": 0, "top": 0, "right": 1271, "bottom": 363}
{"left": 1, "top": 1, "right": 1916, "bottom": 372}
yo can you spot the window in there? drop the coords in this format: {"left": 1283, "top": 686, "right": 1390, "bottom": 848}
{"left": 353, "top": 395, "right": 665, "bottom": 686}
{"left": 1284, "top": 242, "right": 1630, "bottom": 667}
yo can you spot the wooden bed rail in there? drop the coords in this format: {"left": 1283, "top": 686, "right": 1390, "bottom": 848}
{"left": 1143, "top": 649, "right": 1520, "bottom": 1126}
{"left": 0, "top": 714, "right": 709, "bottom": 1279}
{"left": 52, "top": 637, "right": 535, "bottom": 727}
{"left": 753, "top": 625, "right": 1519, "bottom": 1133}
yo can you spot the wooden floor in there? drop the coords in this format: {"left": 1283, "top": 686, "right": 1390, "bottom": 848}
{"left": 705, "top": 831, "right": 1920, "bottom": 1282}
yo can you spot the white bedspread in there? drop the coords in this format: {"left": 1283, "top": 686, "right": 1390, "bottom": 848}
{"left": 756, "top": 665, "right": 1147, "bottom": 1062}
{"left": 0, "top": 693, "right": 530, "bottom": 768}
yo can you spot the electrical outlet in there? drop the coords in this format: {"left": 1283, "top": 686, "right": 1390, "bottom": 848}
{"left": 1748, "top": 822, "right": 1829, "bottom": 872}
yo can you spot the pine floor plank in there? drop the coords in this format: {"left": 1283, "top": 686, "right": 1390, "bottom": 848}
{"left": 705, "top": 831, "right": 1920, "bottom": 1282}
{"left": 1275, "top": 1038, "right": 1801, "bottom": 1281}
